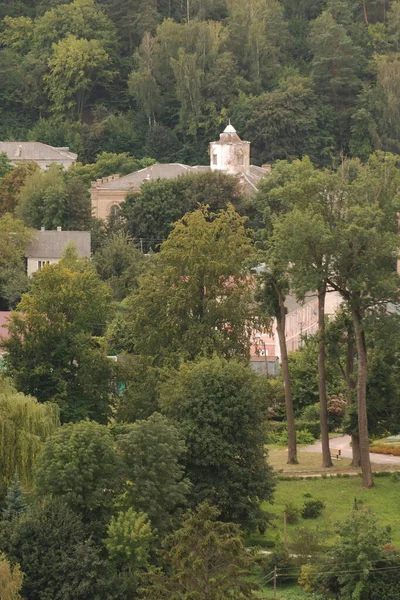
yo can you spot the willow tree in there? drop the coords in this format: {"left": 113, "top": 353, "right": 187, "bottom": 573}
{"left": 0, "top": 377, "right": 60, "bottom": 493}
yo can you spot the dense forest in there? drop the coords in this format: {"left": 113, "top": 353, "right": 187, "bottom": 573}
{"left": 1, "top": 0, "right": 400, "bottom": 166}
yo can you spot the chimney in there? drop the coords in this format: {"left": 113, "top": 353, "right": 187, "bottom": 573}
{"left": 56, "top": 226, "right": 62, "bottom": 232}
{"left": 261, "top": 164, "right": 272, "bottom": 172}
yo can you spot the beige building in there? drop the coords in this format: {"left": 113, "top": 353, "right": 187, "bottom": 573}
{"left": 0, "top": 142, "right": 77, "bottom": 170}
{"left": 25, "top": 229, "right": 91, "bottom": 277}
{"left": 90, "top": 124, "right": 269, "bottom": 221}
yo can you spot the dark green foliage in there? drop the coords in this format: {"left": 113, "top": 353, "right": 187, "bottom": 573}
{"left": 93, "top": 231, "right": 144, "bottom": 300}
{"left": 301, "top": 499, "right": 325, "bottom": 519}
{"left": 120, "top": 170, "right": 248, "bottom": 246}
{"left": 113, "top": 355, "right": 161, "bottom": 422}
{"left": 314, "top": 507, "right": 400, "bottom": 599}
{"left": 0, "top": 497, "right": 107, "bottom": 600}
{"left": 0, "top": 0, "right": 400, "bottom": 165}
{"left": 3, "top": 253, "right": 114, "bottom": 423}
{"left": 117, "top": 413, "right": 191, "bottom": 536}
{"left": 160, "top": 356, "right": 275, "bottom": 530}
{"left": 34, "top": 421, "right": 119, "bottom": 530}
{"left": 141, "top": 502, "right": 260, "bottom": 599}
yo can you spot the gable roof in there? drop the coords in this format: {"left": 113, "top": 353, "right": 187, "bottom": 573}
{"left": 91, "top": 162, "right": 268, "bottom": 194}
{"left": 25, "top": 231, "right": 91, "bottom": 259}
{"left": 92, "top": 163, "right": 210, "bottom": 192}
{"left": 0, "top": 142, "right": 77, "bottom": 163}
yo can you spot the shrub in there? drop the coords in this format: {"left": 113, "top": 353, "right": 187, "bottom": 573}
{"left": 261, "top": 545, "right": 296, "bottom": 580}
{"left": 301, "top": 499, "right": 325, "bottom": 519}
{"left": 296, "top": 420, "right": 321, "bottom": 439}
{"left": 300, "top": 403, "right": 320, "bottom": 421}
{"left": 391, "top": 472, "right": 400, "bottom": 482}
{"left": 370, "top": 445, "right": 400, "bottom": 456}
{"left": 284, "top": 502, "right": 300, "bottom": 524}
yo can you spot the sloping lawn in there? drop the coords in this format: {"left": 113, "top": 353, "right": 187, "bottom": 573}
{"left": 255, "top": 475, "right": 400, "bottom": 547}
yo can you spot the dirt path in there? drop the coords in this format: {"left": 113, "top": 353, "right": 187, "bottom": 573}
{"left": 304, "top": 435, "right": 400, "bottom": 466}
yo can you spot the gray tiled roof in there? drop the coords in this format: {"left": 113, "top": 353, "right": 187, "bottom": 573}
{"left": 93, "top": 163, "right": 210, "bottom": 191}
{"left": 92, "top": 162, "right": 267, "bottom": 193}
{"left": 25, "top": 231, "right": 91, "bottom": 259}
{"left": 0, "top": 142, "right": 77, "bottom": 162}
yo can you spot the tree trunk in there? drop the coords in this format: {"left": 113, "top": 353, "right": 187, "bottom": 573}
{"left": 351, "top": 434, "right": 361, "bottom": 467}
{"left": 318, "top": 287, "right": 333, "bottom": 468}
{"left": 276, "top": 294, "right": 298, "bottom": 465}
{"left": 352, "top": 308, "right": 373, "bottom": 488}
{"left": 361, "top": 0, "right": 369, "bottom": 24}
{"left": 345, "top": 333, "right": 361, "bottom": 467}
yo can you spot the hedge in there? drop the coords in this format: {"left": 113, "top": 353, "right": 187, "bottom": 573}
{"left": 370, "top": 445, "right": 400, "bottom": 456}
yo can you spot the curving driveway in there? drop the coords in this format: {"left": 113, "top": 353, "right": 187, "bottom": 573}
{"left": 304, "top": 435, "right": 400, "bottom": 466}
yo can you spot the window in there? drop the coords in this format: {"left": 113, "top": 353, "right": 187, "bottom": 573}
{"left": 212, "top": 152, "right": 218, "bottom": 165}
{"left": 38, "top": 261, "right": 42, "bottom": 270}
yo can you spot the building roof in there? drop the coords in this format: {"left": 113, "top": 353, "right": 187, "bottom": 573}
{"left": 25, "top": 231, "right": 91, "bottom": 259}
{"left": 91, "top": 163, "right": 210, "bottom": 192}
{"left": 91, "top": 163, "right": 267, "bottom": 194}
{"left": 0, "top": 142, "right": 77, "bottom": 163}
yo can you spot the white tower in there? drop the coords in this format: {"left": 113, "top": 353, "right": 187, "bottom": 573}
{"left": 209, "top": 123, "right": 251, "bottom": 174}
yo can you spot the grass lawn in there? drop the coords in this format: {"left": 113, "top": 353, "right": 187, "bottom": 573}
{"left": 253, "top": 475, "right": 400, "bottom": 548}
{"left": 267, "top": 446, "right": 354, "bottom": 473}
{"left": 267, "top": 445, "right": 400, "bottom": 474}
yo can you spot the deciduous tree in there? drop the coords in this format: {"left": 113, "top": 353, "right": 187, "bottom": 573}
{"left": 117, "top": 413, "right": 191, "bottom": 536}
{"left": 160, "top": 356, "right": 275, "bottom": 529}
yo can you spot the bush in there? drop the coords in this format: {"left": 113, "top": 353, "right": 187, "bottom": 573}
{"left": 261, "top": 545, "right": 296, "bottom": 580}
{"left": 370, "top": 445, "right": 400, "bottom": 456}
{"left": 284, "top": 502, "right": 300, "bottom": 524}
{"left": 391, "top": 472, "right": 400, "bottom": 482}
{"left": 297, "top": 420, "right": 321, "bottom": 439}
{"left": 301, "top": 403, "right": 320, "bottom": 421}
{"left": 301, "top": 499, "right": 325, "bottom": 519}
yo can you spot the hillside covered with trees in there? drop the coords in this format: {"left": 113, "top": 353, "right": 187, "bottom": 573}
{"left": 2, "top": 0, "right": 400, "bottom": 165}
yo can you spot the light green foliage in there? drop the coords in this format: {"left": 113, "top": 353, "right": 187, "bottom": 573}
{"left": 3, "top": 252, "right": 113, "bottom": 422}
{"left": 105, "top": 508, "right": 155, "bottom": 570}
{"left": 45, "top": 35, "right": 113, "bottom": 118}
{"left": 69, "top": 152, "right": 155, "bottom": 188}
{"left": 0, "top": 553, "right": 23, "bottom": 600}
{"left": 117, "top": 206, "right": 255, "bottom": 365}
{"left": 117, "top": 413, "right": 191, "bottom": 535}
{"left": 227, "top": 0, "right": 288, "bottom": 90}
{"left": 0, "top": 377, "right": 60, "bottom": 494}
{"left": 160, "top": 356, "right": 275, "bottom": 529}
{"left": 35, "top": 421, "right": 119, "bottom": 525}
{"left": 0, "top": 162, "right": 39, "bottom": 217}
{"left": 141, "top": 502, "right": 260, "bottom": 599}
{"left": 16, "top": 164, "right": 91, "bottom": 230}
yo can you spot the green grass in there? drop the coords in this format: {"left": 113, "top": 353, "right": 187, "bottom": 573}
{"left": 255, "top": 475, "right": 400, "bottom": 548}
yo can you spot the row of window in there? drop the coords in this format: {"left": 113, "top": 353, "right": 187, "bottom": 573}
{"left": 37, "top": 260, "right": 50, "bottom": 269}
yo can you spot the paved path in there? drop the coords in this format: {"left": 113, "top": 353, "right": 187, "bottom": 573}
{"left": 304, "top": 435, "right": 400, "bottom": 466}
